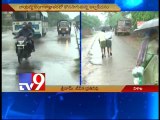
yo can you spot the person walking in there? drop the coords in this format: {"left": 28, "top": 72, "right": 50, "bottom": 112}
{"left": 98, "top": 29, "right": 106, "bottom": 58}
{"left": 105, "top": 31, "right": 113, "bottom": 57}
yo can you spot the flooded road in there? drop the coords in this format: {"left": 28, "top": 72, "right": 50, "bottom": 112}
{"left": 2, "top": 26, "right": 80, "bottom": 92}
{"left": 82, "top": 31, "right": 140, "bottom": 85}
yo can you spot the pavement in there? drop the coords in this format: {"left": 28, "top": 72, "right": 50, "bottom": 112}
{"left": 2, "top": 26, "right": 80, "bottom": 92}
{"left": 82, "top": 31, "right": 141, "bottom": 85}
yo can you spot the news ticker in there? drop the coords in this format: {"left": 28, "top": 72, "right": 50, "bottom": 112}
{"left": 33, "top": 86, "right": 158, "bottom": 92}
{"left": 2, "top": 4, "right": 120, "bottom": 11}
{"left": 18, "top": 73, "right": 158, "bottom": 92}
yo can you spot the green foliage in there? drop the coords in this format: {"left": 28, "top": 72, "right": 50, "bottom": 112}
{"left": 131, "top": 12, "right": 159, "bottom": 29}
{"left": 82, "top": 13, "right": 101, "bottom": 29}
{"left": 104, "top": 12, "right": 158, "bottom": 29}
{"left": 48, "top": 12, "right": 70, "bottom": 26}
{"left": 73, "top": 15, "right": 80, "bottom": 22}
{"left": 105, "top": 12, "right": 123, "bottom": 28}
{"left": 2, "top": 13, "right": 12, "bottom": 26}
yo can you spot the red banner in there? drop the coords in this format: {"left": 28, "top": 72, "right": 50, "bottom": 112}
{"left": 122, "top": 85, "right": 159, "bottom": 92}
{"left": 2, "top": 4, "right": 15, "bottom": 11}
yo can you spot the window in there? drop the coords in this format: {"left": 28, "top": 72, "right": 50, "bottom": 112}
{"left": 13, "top": 12, "right": 41, "bottom": 21}
{"left": 59, "top": 21, "right": 70, "bottom": 27}
{"left": 27, "top": 12, "right": 41, "bottom": 20}
{"left": 118, "top": 21, "right": 125, "bottom": 26}
{"left": 13, "top": 12, "right": 27, "bottom": 21}
{"left": 125, "top": 21, "right": 131, "bottom": 26}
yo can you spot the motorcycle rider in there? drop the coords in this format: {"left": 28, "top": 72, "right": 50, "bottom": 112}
{"left": 27, "top": 22, "right": 35, "bottom": 52}
{"left": 14, "top": 22, "right": 34, "bottom": 56}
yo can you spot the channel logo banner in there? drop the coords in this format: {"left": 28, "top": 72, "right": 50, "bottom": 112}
{"left": 3, "top": 4, "right": 120, "bottom": 12}
{"left": 19, "top": 73, "right": 45, "bottom": 91}
{"left": 2, "top": 0, "right": 159, "bottom": 11}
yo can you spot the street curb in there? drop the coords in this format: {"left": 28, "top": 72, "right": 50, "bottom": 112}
{"left": 83, "top": 32, "right": 98, "bottom": 58}
{"left": 82, "top": 32, "right": 101, "bottom": 68}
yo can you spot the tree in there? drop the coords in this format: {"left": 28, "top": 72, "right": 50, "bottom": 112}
{"left": 48, "top": 12, "right": 70, "bottom": 26}
{"left": 131, "top": 12, "right": 159, "bottom": 29}
{"left": 73, "top": 15, "right": 80, "bottom": 22}
{"left": 104, "top": 12, "right": 134, "bottom": 28}
{"left": 104, "top": 12, "right": 158, "bottom": 29}
{"left": 104, "top": 12, "right": 126, "bottom": 28}
{"left": 82, "top": 13, "right": 101, "bottom": 29}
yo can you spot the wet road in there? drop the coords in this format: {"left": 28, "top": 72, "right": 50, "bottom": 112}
{"left": 2, "top": 26, "right": 79, "bottom": 92}
{"left": 82, "top": 31, "right": 139, "bottom": 85}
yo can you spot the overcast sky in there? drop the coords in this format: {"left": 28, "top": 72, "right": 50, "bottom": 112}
{"left": 61, "top": 12, "right": 80, "bottom": 19}
{"left": 61, "top": 12, "right": 107, "bottom": 23}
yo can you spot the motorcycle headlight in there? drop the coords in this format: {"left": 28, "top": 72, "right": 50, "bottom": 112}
{"left": 18, "top": 41, "right": 24, "bottom": 45}
{"left": 66, "top": 28, "right": 68, "bottom": 31}
{"left": 59, "top": 28, "right": 61, "bottom": 30}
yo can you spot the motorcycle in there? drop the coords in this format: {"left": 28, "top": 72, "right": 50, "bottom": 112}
{"left": 15, "top": 36, "right": 32, "bottom": 64}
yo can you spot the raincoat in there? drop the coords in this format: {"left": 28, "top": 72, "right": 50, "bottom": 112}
{"left": 135, "top": 36, "right": 158, "bottom": 85}
{"left": 142, "top": 38, "right": 158, "bottom": 84}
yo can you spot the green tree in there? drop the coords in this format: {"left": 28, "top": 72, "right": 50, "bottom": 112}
{"left": 82, "top": 13, "right": 101, "bottom": 29}
{"left": 73, "top": 15, "right": 80, "bottom": 22}
{"left": 131, "top": 12, "right": 159, "bottom": 29}
{"left": 104, "top": 12, "right": 125, "bottom": 28}
{"left": 48, "top": 12, "right": 70, "bottom": 26}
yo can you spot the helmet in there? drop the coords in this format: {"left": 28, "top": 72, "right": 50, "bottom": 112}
{"left": 28, "top": 22, "right": 32, "bottom": 25}
{"left": 28, "top": 22, "right": 32, "bottom": 27}
{"left": 22, "top": 22, "right": 27, "bottom": 28}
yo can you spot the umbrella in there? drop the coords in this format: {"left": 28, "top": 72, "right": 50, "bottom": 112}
{"left": 134, "top": 18, "right": 159, "bottom": 32}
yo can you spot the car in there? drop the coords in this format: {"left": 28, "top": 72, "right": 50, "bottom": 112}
{"left": 57, "top": 20, "right": 71, "bottom": 36}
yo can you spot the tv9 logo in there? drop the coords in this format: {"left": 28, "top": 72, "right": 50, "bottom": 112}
{"left": 18, "top": 73, "right": 45, "bottom": 91}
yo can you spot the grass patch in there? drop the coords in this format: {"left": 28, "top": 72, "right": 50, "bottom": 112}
{"left": 74, "top": 58, "right": 80, "bottom": 62}
{"left": 74, "top": 58, "right": 80, "bottom": 74}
